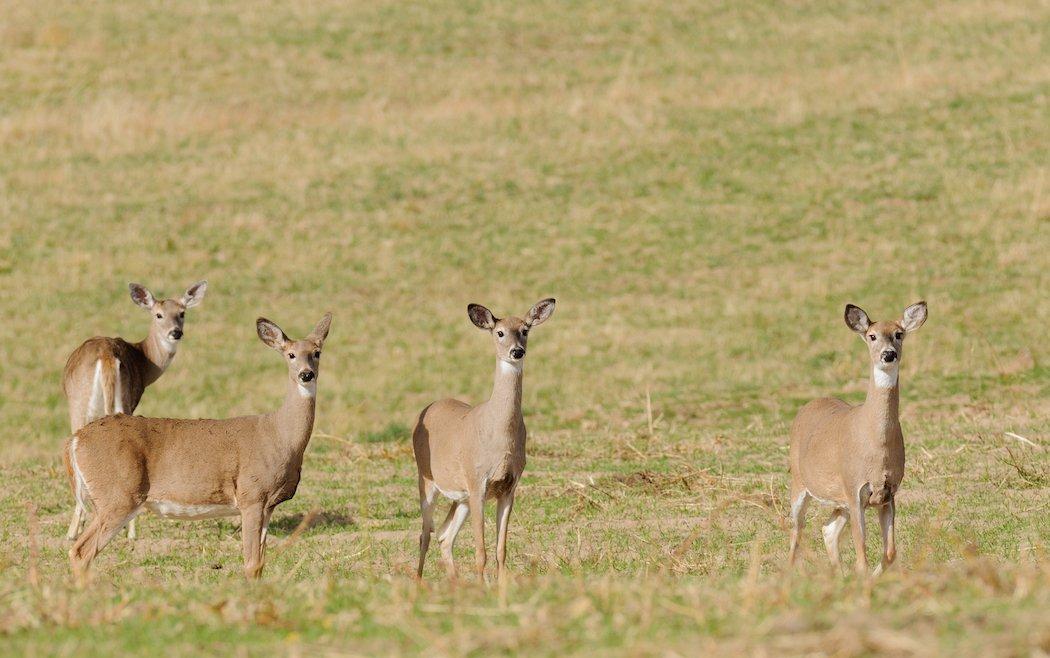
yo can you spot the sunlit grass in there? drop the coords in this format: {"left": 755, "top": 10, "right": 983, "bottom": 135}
{"left": 0, "top": 0, "right": 1047, "bottom": 655}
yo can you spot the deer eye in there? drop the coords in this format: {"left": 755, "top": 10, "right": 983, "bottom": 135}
{"left": 521, "top": 329, "right": 528, "bottom": 336}
{"left": 179, "top": 312, "right": 185, "bottom": 319}
{"left": 313, "top": 351, "right": 320, "bottom": 359}
{"left": 869, "top": 334, "right": 876, "bottom": 342}
{"left": 288, "top": 353, "right": 296, "bottom": 360}
{"left": 894, "top": 331, "right": 903, "bottom": 340}
{"left": 497, "top": 331, "right": 504, "bottom": 338}
{"left": 156, "top": 313, "right": 163, "bottom": 319}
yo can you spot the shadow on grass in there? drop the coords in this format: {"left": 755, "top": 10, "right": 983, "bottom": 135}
{"left": 270, "top": 509, "right": 356, "bottom": 533}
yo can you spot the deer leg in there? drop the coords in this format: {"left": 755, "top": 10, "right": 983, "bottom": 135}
{"left": 438, "top": 502, "right": 469, "bottom": 578}
{"left": 69, "top": 502, "right": 141, "bottom": 585}
{"left": 240, "top": 503, "right": 266, "bottom": 580}
{"left": 469, "top": 492, "right": 487, "bottom": 581}
{"left": 66, "top": 500, "right": 85, "bottom": 541}
{"left": 787, "top": 489, "right": 810, "bottom": 567}
{"left": 416, "top": 479, "right": 438, "bottom": 579}
{"left": 821, "top": 508, "right": 849, "bottom": 571}
{"left": 848, "top": 494, "right": 869, "bottom": 576}
{"left": 260, "top": 505, "right": 275, "bottom": 562}
{"left": 873, "top": 499, "right": 896, "bottom": 576}
{"left": 495, "top": 490, "right": 515, "bottom": 581}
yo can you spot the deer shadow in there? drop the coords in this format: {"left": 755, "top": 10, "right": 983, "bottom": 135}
{"left": 269, "top": 509, "right": 357, "bottom": 534}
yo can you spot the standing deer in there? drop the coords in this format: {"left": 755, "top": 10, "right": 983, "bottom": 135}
{"left": 788, "top": 301, "right": 927, "bottom": 576}
{"left": 63, "top": 281, "right": 208, "bottom": 541}
{"left": 65, "top": 313, "right": 331, "bottom": 583}
{"left": 413, "top": 298, "right": 556, "bottom": 580}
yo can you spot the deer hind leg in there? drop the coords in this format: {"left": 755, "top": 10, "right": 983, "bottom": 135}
{"left": 787, "top": 489, "right": 811, "bottom": 567}
{"left": 69, "top": 501, "right": 142, "bottom": 585}
{"left": 416, "top": 479, "right": 439, "bottom": 578}
{"left": 873, "top": 499, "right": 896, "bottom": 577}
{"left": 438, "top": 502, "right": 469, "bottom": 579}
{"left": 67, "top": 500, "right": 87, "bottom": 541}
{"left": 821, "top": 508, "right": 849, "bottom": 571}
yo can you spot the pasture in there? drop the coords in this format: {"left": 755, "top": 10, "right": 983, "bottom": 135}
{"left": 0, "top": 0, "right": 1047, "bottom": 655}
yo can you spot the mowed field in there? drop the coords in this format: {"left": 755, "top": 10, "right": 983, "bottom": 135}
{"left": 1, "top": 0, "right": 1048, "bottom": 655}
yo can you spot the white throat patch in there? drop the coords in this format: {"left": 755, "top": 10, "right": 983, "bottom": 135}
{"left": 873, "top": 363, "right": 899, "bottom": 389}
{"left": 500, "top": 360, "right": 523, "bottom": 375}
{"left": 298, "top": 381, "right": 317, "bottom": 398}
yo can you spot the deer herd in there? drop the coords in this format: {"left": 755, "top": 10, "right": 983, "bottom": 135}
{"left": 60, "top": 281, "right": 928, "bottom": 584}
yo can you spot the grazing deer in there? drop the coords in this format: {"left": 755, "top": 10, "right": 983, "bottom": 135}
{"left": 63, "top": 281, "right": 208, "bottom": 541}
{"left": 413, "top": 298, "right": 556, "bottom": 580}
{"left": 788, "top": 301, "right": 928, "bottom": 576}
{"left": 65, "top": 313, "right": 331, "bottom": 583}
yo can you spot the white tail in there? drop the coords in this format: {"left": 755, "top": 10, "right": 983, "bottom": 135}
{"left": 67, "top": 313, "right": 330, "bottom": 583}
{"left": 63, "top": 281, "right": 207, "bottom": 541}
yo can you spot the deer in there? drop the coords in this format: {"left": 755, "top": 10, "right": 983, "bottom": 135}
{"left": 412, "top": 298, "right": 556, "bottom": 581}
{"left": 788, "top": 301, "right": 928, "bottom": 577}
{"left": 65, "top": 312, "right": 331, "bottom": 583}
{"left": 62, "top": 281, "right": 208, "bottom": 541}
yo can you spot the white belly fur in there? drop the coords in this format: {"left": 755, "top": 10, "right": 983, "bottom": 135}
{"left": 147, "top": 500, "right": 239, "bottom": 520}
{"left": 434, "top": 483, "right": 469, "bottom": 502}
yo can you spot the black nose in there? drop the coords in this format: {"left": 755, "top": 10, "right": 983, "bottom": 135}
{"left": 170, "top": 329, "right": 183, "bottom": 340}
{"left": 299, "top": 370, "right": 315, "bottom": 382}
{"left": 881, "top": 350, "right": 897, "bottom": 363}
{"left": 510, "top": 347, "right": 525, "bottom": 359}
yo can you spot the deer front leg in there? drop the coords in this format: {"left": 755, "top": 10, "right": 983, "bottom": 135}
{"left": 495, "top": 490, "right": 515, "bottom": 581}
{"left": 848, "top": 492, "right": 869, "bottom": 576}
{"left": 240, "top": 503, "right": 266, "bottom": 580}
{"left": 469, "top": 491, "right": 487, "bottom": 581}
{"left": 873, "top": 499, "right": 896, "bottom": 576}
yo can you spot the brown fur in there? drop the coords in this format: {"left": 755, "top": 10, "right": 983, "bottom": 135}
{"left": 62, "top": 282, "right": 207, "bottom": 541}
{"left": 412, "top": 299, "right": 555, "bottom": 580}
{"left": 66, "top": 313, "right": 330, "bottom": 583}
{"left": 788, "top": 302, "right": 927, "bottom": 576}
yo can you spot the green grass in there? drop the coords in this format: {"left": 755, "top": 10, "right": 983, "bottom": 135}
{"left": 1, "top": 0, "right": 1047, "bottom": 655}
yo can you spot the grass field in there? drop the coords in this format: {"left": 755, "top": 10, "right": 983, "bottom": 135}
{"left": 1, "top": 0, "right": 1048, "bottom": 655}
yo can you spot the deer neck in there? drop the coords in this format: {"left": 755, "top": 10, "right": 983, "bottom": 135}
{"left": 482, "top": 359, "right": 523, "bottom": 434}
{"left": 274, "top": 377, "right": 317, "bottom": 457}
{"left": 135, "top": 329, "right": 179, "bottom": 386}
{"left": 860, "top": 362, "right": 901, "bottom": 443}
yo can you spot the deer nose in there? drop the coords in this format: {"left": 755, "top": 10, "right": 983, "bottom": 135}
{"left": 170, "top": 329, "right": 183, "bottom": 340}
{"left": 881, "top": 350, "right": 897, "bottom": 363}
{"left": 299, "top": 370, "right": 315, "bottom": 383}
{"left": 510, "top": 347, "right": 525, "bottom": 360}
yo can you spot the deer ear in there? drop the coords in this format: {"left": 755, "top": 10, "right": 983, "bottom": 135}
{"left": 900, "top": 301, "right": 927, "bottom": 332}
{"left": 308, "top": 312, "right": 332, "bottom": 347}
{"left": 844, "top": 304, "right": 871, "bottom": 333}
{"left": 181, "top": 280, "right": 207, "bottom": 308}
{"left": 525, "top": 298, "right": 556, "bottom": 327}
{"left": 468, "top": 304, "right": 496, "bottom": 330}
{"left": 256, "top": 318, "right": 289, "bottom": 351}
{"left": 129, "top": 283, "right": 156, "bottom": 310}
